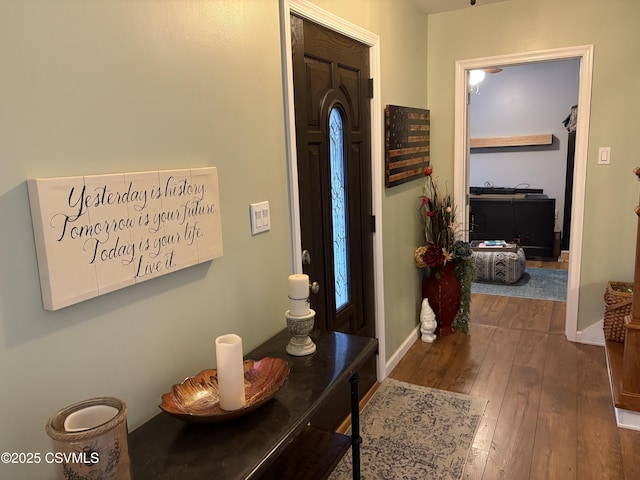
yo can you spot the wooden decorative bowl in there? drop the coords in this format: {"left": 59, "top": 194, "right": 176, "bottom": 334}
{"left": 159, "top": 357, "right": 289, "bottom": 423}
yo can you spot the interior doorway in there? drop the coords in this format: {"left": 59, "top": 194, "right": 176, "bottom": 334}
{"left": 453, "top": 45, "right": 594, "bottom": 343}
{"left": 467, "top": 60, "right": 579, "bottom": 259}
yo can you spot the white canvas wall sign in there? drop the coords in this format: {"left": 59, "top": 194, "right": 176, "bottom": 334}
{"left": 28, "top": 167, "right": 223, "bottom": 311}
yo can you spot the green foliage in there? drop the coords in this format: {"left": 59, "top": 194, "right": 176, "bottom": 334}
{"left": 452, "top": 257, "right": 476, "bottom": 335}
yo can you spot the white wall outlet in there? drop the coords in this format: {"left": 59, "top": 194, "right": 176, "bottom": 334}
{"left": 250, "top": 201, "right": 271, "bottom": 235}
{"left": 598, "top": 146, "right": 611, "bottom": 165}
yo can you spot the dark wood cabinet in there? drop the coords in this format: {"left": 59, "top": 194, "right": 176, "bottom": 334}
{"left": 469, "top": 196, "right": 556, "bottom": 258}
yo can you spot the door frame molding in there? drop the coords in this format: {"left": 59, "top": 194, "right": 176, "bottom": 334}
{"left": 279, "top": 0, "right": 386, "bottom": 379}
{"left": 453, "top": 45, "right": 594, "bottom": 342}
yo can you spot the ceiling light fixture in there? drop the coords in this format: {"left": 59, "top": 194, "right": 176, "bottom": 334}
{"left": 469, "top": 69, "right": 485, "bottom": 87}
{"left": 468, "top": 69, "right": 485, "bottom": 95}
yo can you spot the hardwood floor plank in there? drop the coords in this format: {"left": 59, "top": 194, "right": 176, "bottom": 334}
{"left": 388, "top": 333, "right": 424, "bottom": 384}
{"left": 500, "top": 297, "right": 552, "bottom": 332}
{"left": 468, "top": 327, "right": 521, "bottom": 452}
{"left": 409, "top": 330, "right": 466, "bottom": 387}
{"left": 497, "top": 296, "right": 532, "bottom": 330}
{"left": 540, "top": 334, "right": 579, "bottom": 414}
{"left": 530, "top": 334, "right": 578, "bottom": 479}
{"left": 483, "top": 365, "right": 542, "bottom": 480}
{"left": 576, "top": 344, "right": 625, "bottom": 479}
{"left": 434, "top": 324, "right": 493, "bottom": 394}
{"left": 549, "top": 301, "right": 566, "bottom": 335}
{"left": 523, "top": 299, "right": 554, "bottom": 333}
{"left": 530, "top": 412, "right": 577, "bottom": 480}
{"left": 471, "top": 293, "right": 509, "bottom": 327}
{"left": 577, "top": 413, "right": 623, "bottom": 479}
{"left": 618, "top": 428, "right": 640, "bottom": 479}
{"left": 463, "top": 447, "right": 488, "bottom": 480}
{"left": 513, "top": 330, "right": 548, "bottom": 370}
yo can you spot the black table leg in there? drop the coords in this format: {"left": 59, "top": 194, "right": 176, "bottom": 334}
{"left": 349, "top": 373, "right": 361, "bottom": 480}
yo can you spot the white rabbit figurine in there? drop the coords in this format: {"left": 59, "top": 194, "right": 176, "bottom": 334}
{"left": 420, "top": 298, "right": 437, "bottom": 343}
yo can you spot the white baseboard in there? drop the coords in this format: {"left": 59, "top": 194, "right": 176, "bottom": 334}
{"left": 607, "top": 369, "right": 640, "bottom": 431}
{"left": 384, "top": 325, "right": 420, "bottom": 378}
{"left": 576, "top": 318, "right": 605, "bottom": 346}
{"left": 614, "top": 407, "right": 640, "bottom": 431}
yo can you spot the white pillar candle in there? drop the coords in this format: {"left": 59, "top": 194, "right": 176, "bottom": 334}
{"left": 289, "top": 298, "right": 310, "bottom": 317}
{"left": 288, "top": 274, "right": 310, "bottom": 316}
{"left": 215, "top": 334, "right": 246, "bottom": 411}
{"left": 288, "top": 274, "right": 309, "bottom": 299}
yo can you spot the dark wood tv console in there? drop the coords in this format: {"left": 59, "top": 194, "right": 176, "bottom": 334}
{"left": 129, "top": 329, "right": 378, "bottom": 479}
{"left": 469, "top": 195, "right": 556, "bottom": 258}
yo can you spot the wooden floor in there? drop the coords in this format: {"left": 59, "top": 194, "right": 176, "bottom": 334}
{"left": 389, "top": 260, "right": 640, "bottom": 480}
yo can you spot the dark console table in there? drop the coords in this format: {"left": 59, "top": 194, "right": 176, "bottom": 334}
{"left": 129, "top": 329, "right": 378, "bottom": 479}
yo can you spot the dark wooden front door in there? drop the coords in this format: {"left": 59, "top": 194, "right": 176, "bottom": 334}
{"left": 290, "top": 14, "right": 376, "bottom": 429}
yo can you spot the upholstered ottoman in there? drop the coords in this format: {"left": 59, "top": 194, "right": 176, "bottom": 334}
{"left": 472, "top": 247, "right": 526, "bottom": 284}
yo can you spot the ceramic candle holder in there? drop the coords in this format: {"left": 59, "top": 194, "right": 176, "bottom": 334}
{"left": 285, "top": 309, "right": 316, "bottom": 356}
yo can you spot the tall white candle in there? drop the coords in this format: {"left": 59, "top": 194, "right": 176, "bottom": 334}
{"left": 288, "top": 274, "right": 309, "bottom": 299}
{"left": 289, "top": 298, "right": 309, "bottom": 317}
{"left": 215, "top": 334, "right": 246, "bottom": 411}
{"left": 288, "top": 274, "right": 310, "bottom": 316}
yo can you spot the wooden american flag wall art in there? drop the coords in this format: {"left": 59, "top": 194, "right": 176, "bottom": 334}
{"left": 384, "top": 105, "right": 430, "bottom": 187}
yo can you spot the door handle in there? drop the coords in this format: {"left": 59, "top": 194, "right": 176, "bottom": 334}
{"left": 302, "top": 250, "right": 319, "bottom": 294}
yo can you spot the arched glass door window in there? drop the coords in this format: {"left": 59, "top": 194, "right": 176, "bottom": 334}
{"left": 329, "top": 106, "right": 349, "bottom": 310}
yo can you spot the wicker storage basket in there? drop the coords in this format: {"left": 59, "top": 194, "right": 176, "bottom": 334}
{"left": 603, "top": 281, "right": 634, "bottom": 343}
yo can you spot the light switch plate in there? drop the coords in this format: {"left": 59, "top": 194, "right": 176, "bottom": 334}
{"left": 598, "top": 146, "right": 611, "bottom": 165}
{"left": 250, "top": 201, "right": 271, "bottom": 235}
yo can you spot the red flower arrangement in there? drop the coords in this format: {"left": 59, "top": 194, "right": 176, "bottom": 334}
{"left": 415, "top": 166, "right": 463, "bottom": 268}
{"left": 414, "top": 166, "right": 475, "bottom": 334}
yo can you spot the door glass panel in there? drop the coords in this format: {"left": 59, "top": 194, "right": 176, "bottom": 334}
{"left": 329, "top": 106, "right": 349, "bottom": 310}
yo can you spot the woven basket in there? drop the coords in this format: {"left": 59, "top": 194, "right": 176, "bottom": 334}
{"left": 603, "top": 281, "right": 634, "bottom": 343}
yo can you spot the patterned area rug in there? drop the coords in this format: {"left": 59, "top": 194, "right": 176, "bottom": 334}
{"left": 329, "top": 378, "right": 487, "bottom": 480}
{"left": 471, "top": 267, "right": 568, "bottom": 301}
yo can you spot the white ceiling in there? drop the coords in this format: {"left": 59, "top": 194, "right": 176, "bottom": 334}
{"left": 414, "top": 0, "right": 508, "bottom": 15}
